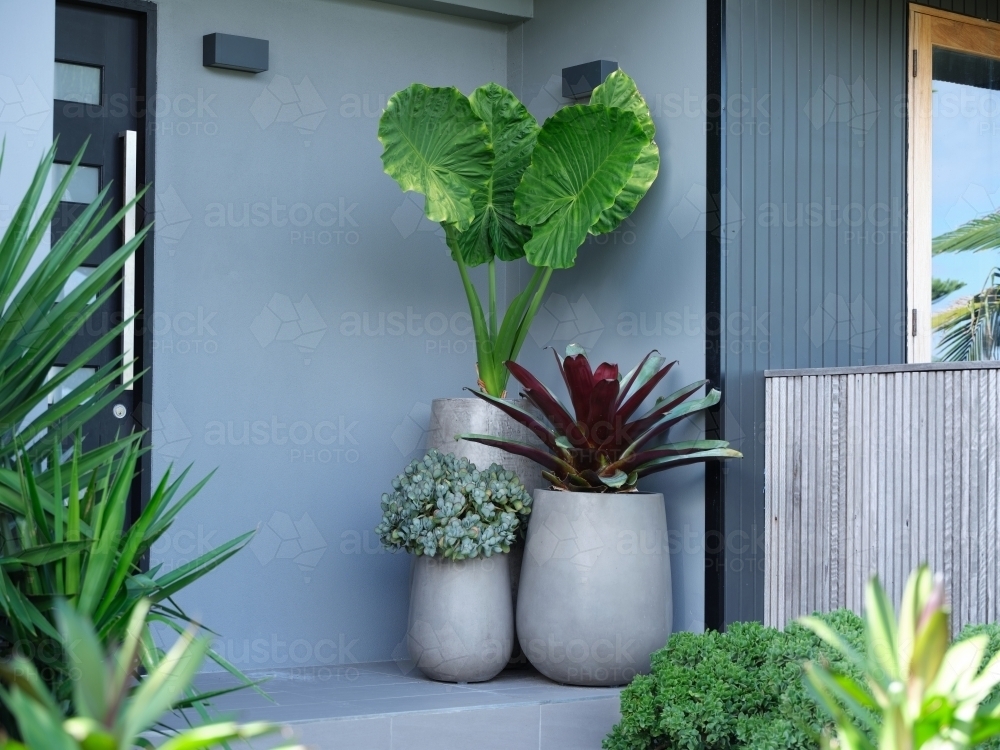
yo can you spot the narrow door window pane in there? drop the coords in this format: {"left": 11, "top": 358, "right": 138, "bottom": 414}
{"left": 55, "top": 61, "right": 101, "bottom": 104}
{"left": 59, "top": 266, "right": 95, "bottom": 303}
{"left": 51, "top": 163, "right": 100, "bottom": 204}
{"left": 931, "top": 48, "right": 1000, "bottom": 361}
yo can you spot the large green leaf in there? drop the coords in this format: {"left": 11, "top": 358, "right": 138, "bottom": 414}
{"left": 444, "top": 83, "right": 538, "bottom": 266}
{"left": 514, "top": 105, "right": 648, "bottom": 268}
{"left": 589, "top": 70, "right": 659, "bottom": 234}
{"left": 378, "top": 84, "right": 492, "bottom": 231}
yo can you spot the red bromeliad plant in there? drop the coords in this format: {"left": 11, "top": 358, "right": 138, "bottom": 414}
{"left": 458, "top": 346, "right": 742, "bottom": 492}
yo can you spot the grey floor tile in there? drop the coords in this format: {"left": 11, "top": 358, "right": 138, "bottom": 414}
{"left": 292, "top": 716, "right": 393, "bottom": 750}
{"left": 391, "top": 704, "right": 541, "bottom": 750}
{"left": 483, "top": 684, "right": 623, "bottom": 702}
{"left": 540, "top": 697, "right": 621, "bottom": 750}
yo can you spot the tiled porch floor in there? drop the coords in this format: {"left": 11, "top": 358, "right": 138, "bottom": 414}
{"left": 190, "top": 661, "right": 623, "bottom": 750}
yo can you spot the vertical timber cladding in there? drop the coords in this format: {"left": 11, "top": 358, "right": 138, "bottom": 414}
{"left": 715, "top": 0, "right": 1000, "bottom": 627}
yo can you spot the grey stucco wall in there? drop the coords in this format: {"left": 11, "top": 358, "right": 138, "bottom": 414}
{"left": 151, "top": 0, "right": 508, "bottom": 669}
{"left": 507, "top": 0, "right": 709, "bottom": 633}
{"left": 153, "top": 0, "right": 709, "bottom": 669}
{"left": 0, "top": 0, "right": 54, "bottom": 244}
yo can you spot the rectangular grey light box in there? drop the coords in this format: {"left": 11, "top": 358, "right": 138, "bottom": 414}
{"left": 562, "top": 60, "right": 619, "bottom": 99}
{"left": 203, "top": 33, "right": 269, "bottom": 73}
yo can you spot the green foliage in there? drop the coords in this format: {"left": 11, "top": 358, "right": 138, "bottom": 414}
{"left": 932, "top": 269, "right": 1000, "bottom": 361}
{"left": 932, "top": 278, "right": 966, "bottom": 302}
{"left": 378, "top": 72, "right": 658, "bottom": 395}
{"left": 376, "top": 449, "right": 532, "bottom": 559}
{"left": 604, "top": 611, "right": 867, "bottom": 750}
{"left": 461, "top": 347, "right": 740, "bottom": 492}
{"left": 0, "top": 600, "right": 302, "bottom": 750}
{"left": 802, "top": 567, "right": 1000, "bottom": 750}
{"left": 931, "top": 211, "right": 1000, "bottom": 361}
{"left": 0, "top": 145, "right": 256, "bottom": 727}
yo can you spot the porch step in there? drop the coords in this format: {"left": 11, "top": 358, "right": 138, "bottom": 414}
{"left": 192, "top": 662, "right": 623, "bottom": 750}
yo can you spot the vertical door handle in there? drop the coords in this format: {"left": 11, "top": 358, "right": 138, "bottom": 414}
{"left": 120, "top": 130, "right": 137, "bottom": 390}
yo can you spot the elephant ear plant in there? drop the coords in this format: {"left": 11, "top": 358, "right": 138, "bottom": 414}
{"left": 459, "top": 346, "right": 741, "bottom": 492}
{"left": 378, "top": 71, "right": 659, "bottom": 396}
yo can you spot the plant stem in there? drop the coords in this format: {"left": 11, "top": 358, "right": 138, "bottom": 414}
{"left": 454, "top": 252, "right": 497, "bottom": 394}
{"left": 510, "top": 266, "right": 554, "bottom": 364}
{"left": 488, "top": 258, "right": 498, "bottom": 342}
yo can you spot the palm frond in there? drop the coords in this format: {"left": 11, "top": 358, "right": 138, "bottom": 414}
{"left": 933, "top": 211, "right": 1000, "bottom": 255}
{"left": 932, "top": 269, "right": 1000, "bottom": 361}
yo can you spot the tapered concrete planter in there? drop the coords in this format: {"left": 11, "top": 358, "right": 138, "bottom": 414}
{"left": 427, "top": 397, "right": 544, "bottom": 668}
{"left": 517, "top": 490, "right": 672, "bottom": 687}
{"left": 407, "top": 554, "right": 514, "bottom": 683}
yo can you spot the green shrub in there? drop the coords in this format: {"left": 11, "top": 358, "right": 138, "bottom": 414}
{"left": 605, "top": 612, "right": 1000, "bottom": 750}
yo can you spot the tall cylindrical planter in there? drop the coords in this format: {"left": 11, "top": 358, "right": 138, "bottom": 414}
{"left": 407, "top": 554, "right": 514, "bottom": 683}
{"left": 427, "top": 397, "right": 544, "bottom": 668}
{"left": 517, "top": 490, "right": 672, "bottom": 687}
{"left": 427, "top": 398, "right": 545, "bottom": 495}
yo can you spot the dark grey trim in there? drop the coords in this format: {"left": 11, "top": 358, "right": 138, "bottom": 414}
{"left": 370, "top": 0, "right": 532, "bottom": 24}
{"left": 767, "top": 360, "right": 1000, "bottom": 378}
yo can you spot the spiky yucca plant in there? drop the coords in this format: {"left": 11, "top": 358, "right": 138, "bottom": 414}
{"left": 0, "top": 143, "right": 258, "bottom": 727}
{"left": 802, "top": 566, "right": 1000, "bottom": 750}
{"left": 459, "top": 346, "right": 741, "bottom": 492}
{"left": 0, "top": 600, "right": 302, "bottom": 750}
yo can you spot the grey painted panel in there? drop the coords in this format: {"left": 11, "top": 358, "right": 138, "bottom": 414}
{"left": 719, "top": 0, "right": 997, "bottom": 625}
{"left": 765, "top": 367, "right": 1000, "bottom": 632}
{"left": 0, "top": 0, "right": 54, "bottom": 242}
{"left": 371, "top": 0, "right": 532, "bottom": 23}
{"left": 151, "top": 0, "right": 508, "bottom": 669}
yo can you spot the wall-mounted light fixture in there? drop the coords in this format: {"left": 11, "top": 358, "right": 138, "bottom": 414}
{"left": 562, "top": 60, "right": 619, "bottom": 99}
{"left": 203, "top": 33, "right": 269, "bottom": 74}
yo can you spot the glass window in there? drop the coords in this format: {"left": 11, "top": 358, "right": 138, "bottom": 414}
{"left": 54, "top": 61, "right": 101, "bottom": 105}
{"left": 51, "top": 163, "right": 100, "bottom": 204}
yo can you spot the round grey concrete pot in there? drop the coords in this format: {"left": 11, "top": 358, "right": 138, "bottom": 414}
{"left": 516, "top": 490, "right": 673, "bottom": 687}
{"left": 407, "top": 554, "right": 514, "bottom": 683}
{"left": 427, "top": 397, "right": 544, "bottom": 668}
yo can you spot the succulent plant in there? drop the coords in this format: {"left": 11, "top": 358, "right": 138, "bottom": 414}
{"left": 376, "top": 450, "right": 532, "bottom": 559}
{"left": 458, "top": 345, "right": 742, "bottom": 492}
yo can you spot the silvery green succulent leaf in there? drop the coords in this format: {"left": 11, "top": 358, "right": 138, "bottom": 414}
{"left": 514, "top": 104, "right": 648, "bottom": 269}
{"left": 376, "top": 450, "right": 533, "bottom": 560}
{"left": 378, "top": 84, "right": 492, "bottom": 231}
{"left": 444, "top": 83, "right": 539, "bottom": 266}
{"left": 588, "top": 70, "right": 659, "bottom": 235}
